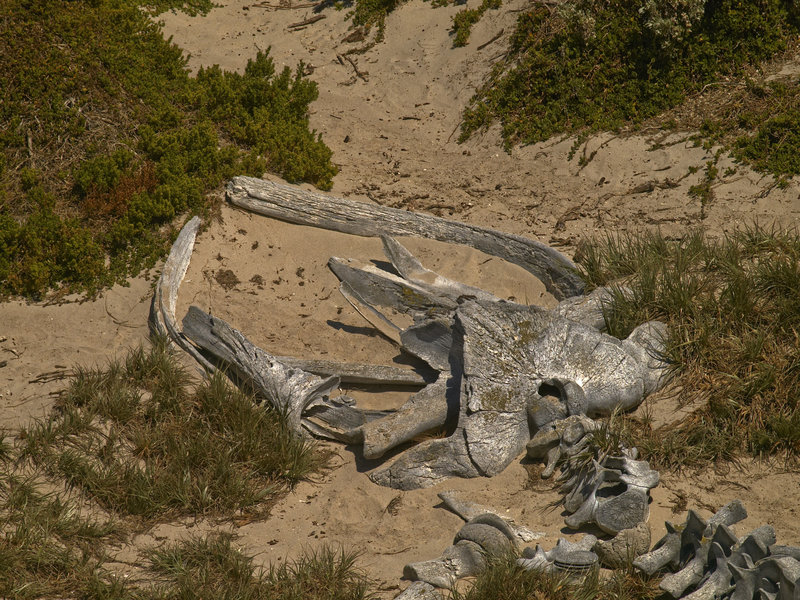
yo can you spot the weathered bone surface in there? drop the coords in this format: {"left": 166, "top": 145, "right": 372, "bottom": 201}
{"left": 226, "top": 176, "right": 584, "bottom": 300}
{"left": 393, "top": 581, "right": 441, "bottom": 600}
{"left": 526, "top": 413, "right": 659, "bottom": 534}
{"left": 437, "top": 490, "right": 544, "bottom": 544}
{"left": 517, "top": 535, "right": 600, "bottom": 578}
{"left": 403, "top": 513, "right": 517, "bottom": 588}
{"left": 633, "top": 501, "right": 800, "bottom": 600}
{"left": 153, "top": 179, "right": 670, "bottom": 491}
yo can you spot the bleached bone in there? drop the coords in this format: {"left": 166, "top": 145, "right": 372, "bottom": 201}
{"left": 361, "top": 377, "right": 451, "bottom": 459}
{"left": 276, "top": 356, "right": 431, "bottom": 386}
{"left": 437, "top": 490, "right": 544, "bottom": 543}
{"left": 634, "top": 501, "right": 749, "bottom": 576}
{"left": 154, "top": 180, "right": 671, "bottom": 491}
{"left": 226, "top": 176, "right": 584, "bottom": 300}
{"left": 518, "top": 535, "right": 599, "bottom": 576}
{"left": 404, "top": 513, "right": 516, "bottom": 589}
{"left": 181, "top": 306, "right": 342, "bottom": 436}
{"left": 403, "top": 540, "right": 486, "bottom": 589}
{"left": 150, "top": 216, "right": 214, "bottom": 371}
{"left": 393, "top": 582, "right": 441, "bottom": 600}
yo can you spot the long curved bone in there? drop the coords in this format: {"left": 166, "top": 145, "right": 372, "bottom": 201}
{"left": 226, "top": 176, "right": 584, "bottom": 300}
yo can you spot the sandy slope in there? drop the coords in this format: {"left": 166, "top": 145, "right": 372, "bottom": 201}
{"left": 2, "top": 0, "right": 800, "bottom": 595}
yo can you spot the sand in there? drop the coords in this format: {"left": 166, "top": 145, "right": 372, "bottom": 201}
{"left": 3, "top": 0, "right": 800, "bottom": 595}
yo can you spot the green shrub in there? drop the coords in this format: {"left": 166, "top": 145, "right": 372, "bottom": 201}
{"left": 452, "top": 0, "right": 501, "bottom": 47}
{"left": 0, "top": 0, "right": 336, "bottom": 299}
{"left": 461, "top": 0, "right": 800, "bottom": 148}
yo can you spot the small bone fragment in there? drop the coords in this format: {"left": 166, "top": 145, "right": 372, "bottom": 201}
{"left": 403, "top": 540, "right": 486, "bottom": 588}
{"left": 393, "top": 581, "right": 441, "bottom": 600}
{"left": 226, "top": 176, "right": 585, "bottom": 300}
{"left": 437, "top": 490, "right": 544, "bottom": 543}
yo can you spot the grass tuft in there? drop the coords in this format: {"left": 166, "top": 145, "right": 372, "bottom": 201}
{"left": 450, "top": 552, "right": 660, "bottom": 600}
{"left": 147, "top": 533, "right": 374, "bottom": 600}
{"left": 21, "top": 337, "right": 325, "bottom": 521}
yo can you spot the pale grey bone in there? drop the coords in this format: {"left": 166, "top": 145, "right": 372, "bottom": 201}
{"left": 660, "top": 524, "right": 739, "bottom": 598}
{"left": 332, "top": 237, "right": 668, "bottom": 485}
{"left": 403, "top": 514, "right": 515, "bottom": 589}
{"left": 393, "top": 581, "right": 441, "bottom": 600}
{"left": 403, "top": 540, "right": 486, "bottom": 589}
{"left": 155, "top": 191, "right": 667, "bottom": 491}
{"left": 380, "top": 234, "right": 503, "bottom": 304}
{"left": 181, "top": 306, "right": 341, "bottom": 436}
{"left": 518, "top": 535, "right": 599, "bottom": 575}
{"left": 454, "top": 522, "right": 515, "bottom": 555}
{"left": 593, "top": 522, "right": 652, "bottom": 569}
{"left": 437, "top": 490, "right": 544, "bottom": 543}
{"left": 276, "top": 356, "right": 431, "bottom": 386}
{"left": 226, "top": 175, "right": 584, "bottom": 300}
{"left": 149, "top": 216, "right": 214, "bottom": 372}
{"left": 361, "top": 377, "right": 450, "bottom": 460}
{"left": 539, "top": 417, "right": 658, "bottom": 534}
{"left": 633, "top": 502, "right": 800, "bottom": 600}
{"left": 634, "top": 501, "right": 749, "bottom": 576}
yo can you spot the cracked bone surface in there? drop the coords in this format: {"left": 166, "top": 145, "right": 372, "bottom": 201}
{"left": 153, "top": 178, "right": 670, "bottom": 490}
{"left": 633, "top": 501, "right": 800, "bottom": 600}
{"left": 403, "top": 513, "right": 517, "bottom": 588}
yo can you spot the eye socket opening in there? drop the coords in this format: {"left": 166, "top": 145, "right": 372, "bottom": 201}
{"left": 538, "top": 381, "right": 562, "bottom": 401}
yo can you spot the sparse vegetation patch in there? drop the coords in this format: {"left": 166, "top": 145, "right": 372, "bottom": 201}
{"left": 21, "top": 337, "right": 324, "bottom": 520}
{"left": 577, "top": 225, "right": 800, "bottom": 468}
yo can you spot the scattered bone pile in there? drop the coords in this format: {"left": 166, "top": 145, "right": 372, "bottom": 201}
{"left": 153, "top": 177, "right": 670, "bottom": 491}
{"left": 636, "top": 501, "right": 800, "bottom": 600}
{"left": 397, "top": 498, "right": 800, "bottom": 600}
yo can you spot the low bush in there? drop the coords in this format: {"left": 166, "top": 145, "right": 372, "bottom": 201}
{"left": 0, "top": 0, "right": 335, "bottom": 299}
{"left": 460, "top": 0, "right": 800, "bottom": 150}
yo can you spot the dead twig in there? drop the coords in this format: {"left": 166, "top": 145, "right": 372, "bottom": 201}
{"left": 477, "top": 28, "right": 504, "bottom": 51}
{"left": 287, "top": 13, "right": 325, "bottom": 29}
{"left": 29, "top": 369, "right": 71, "bottom": 384}
{"left": 252, "top": 1, "right": 320, "bottom": 8}
{"left": 337, "top": 53, "right": 368, "bottom": 81}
